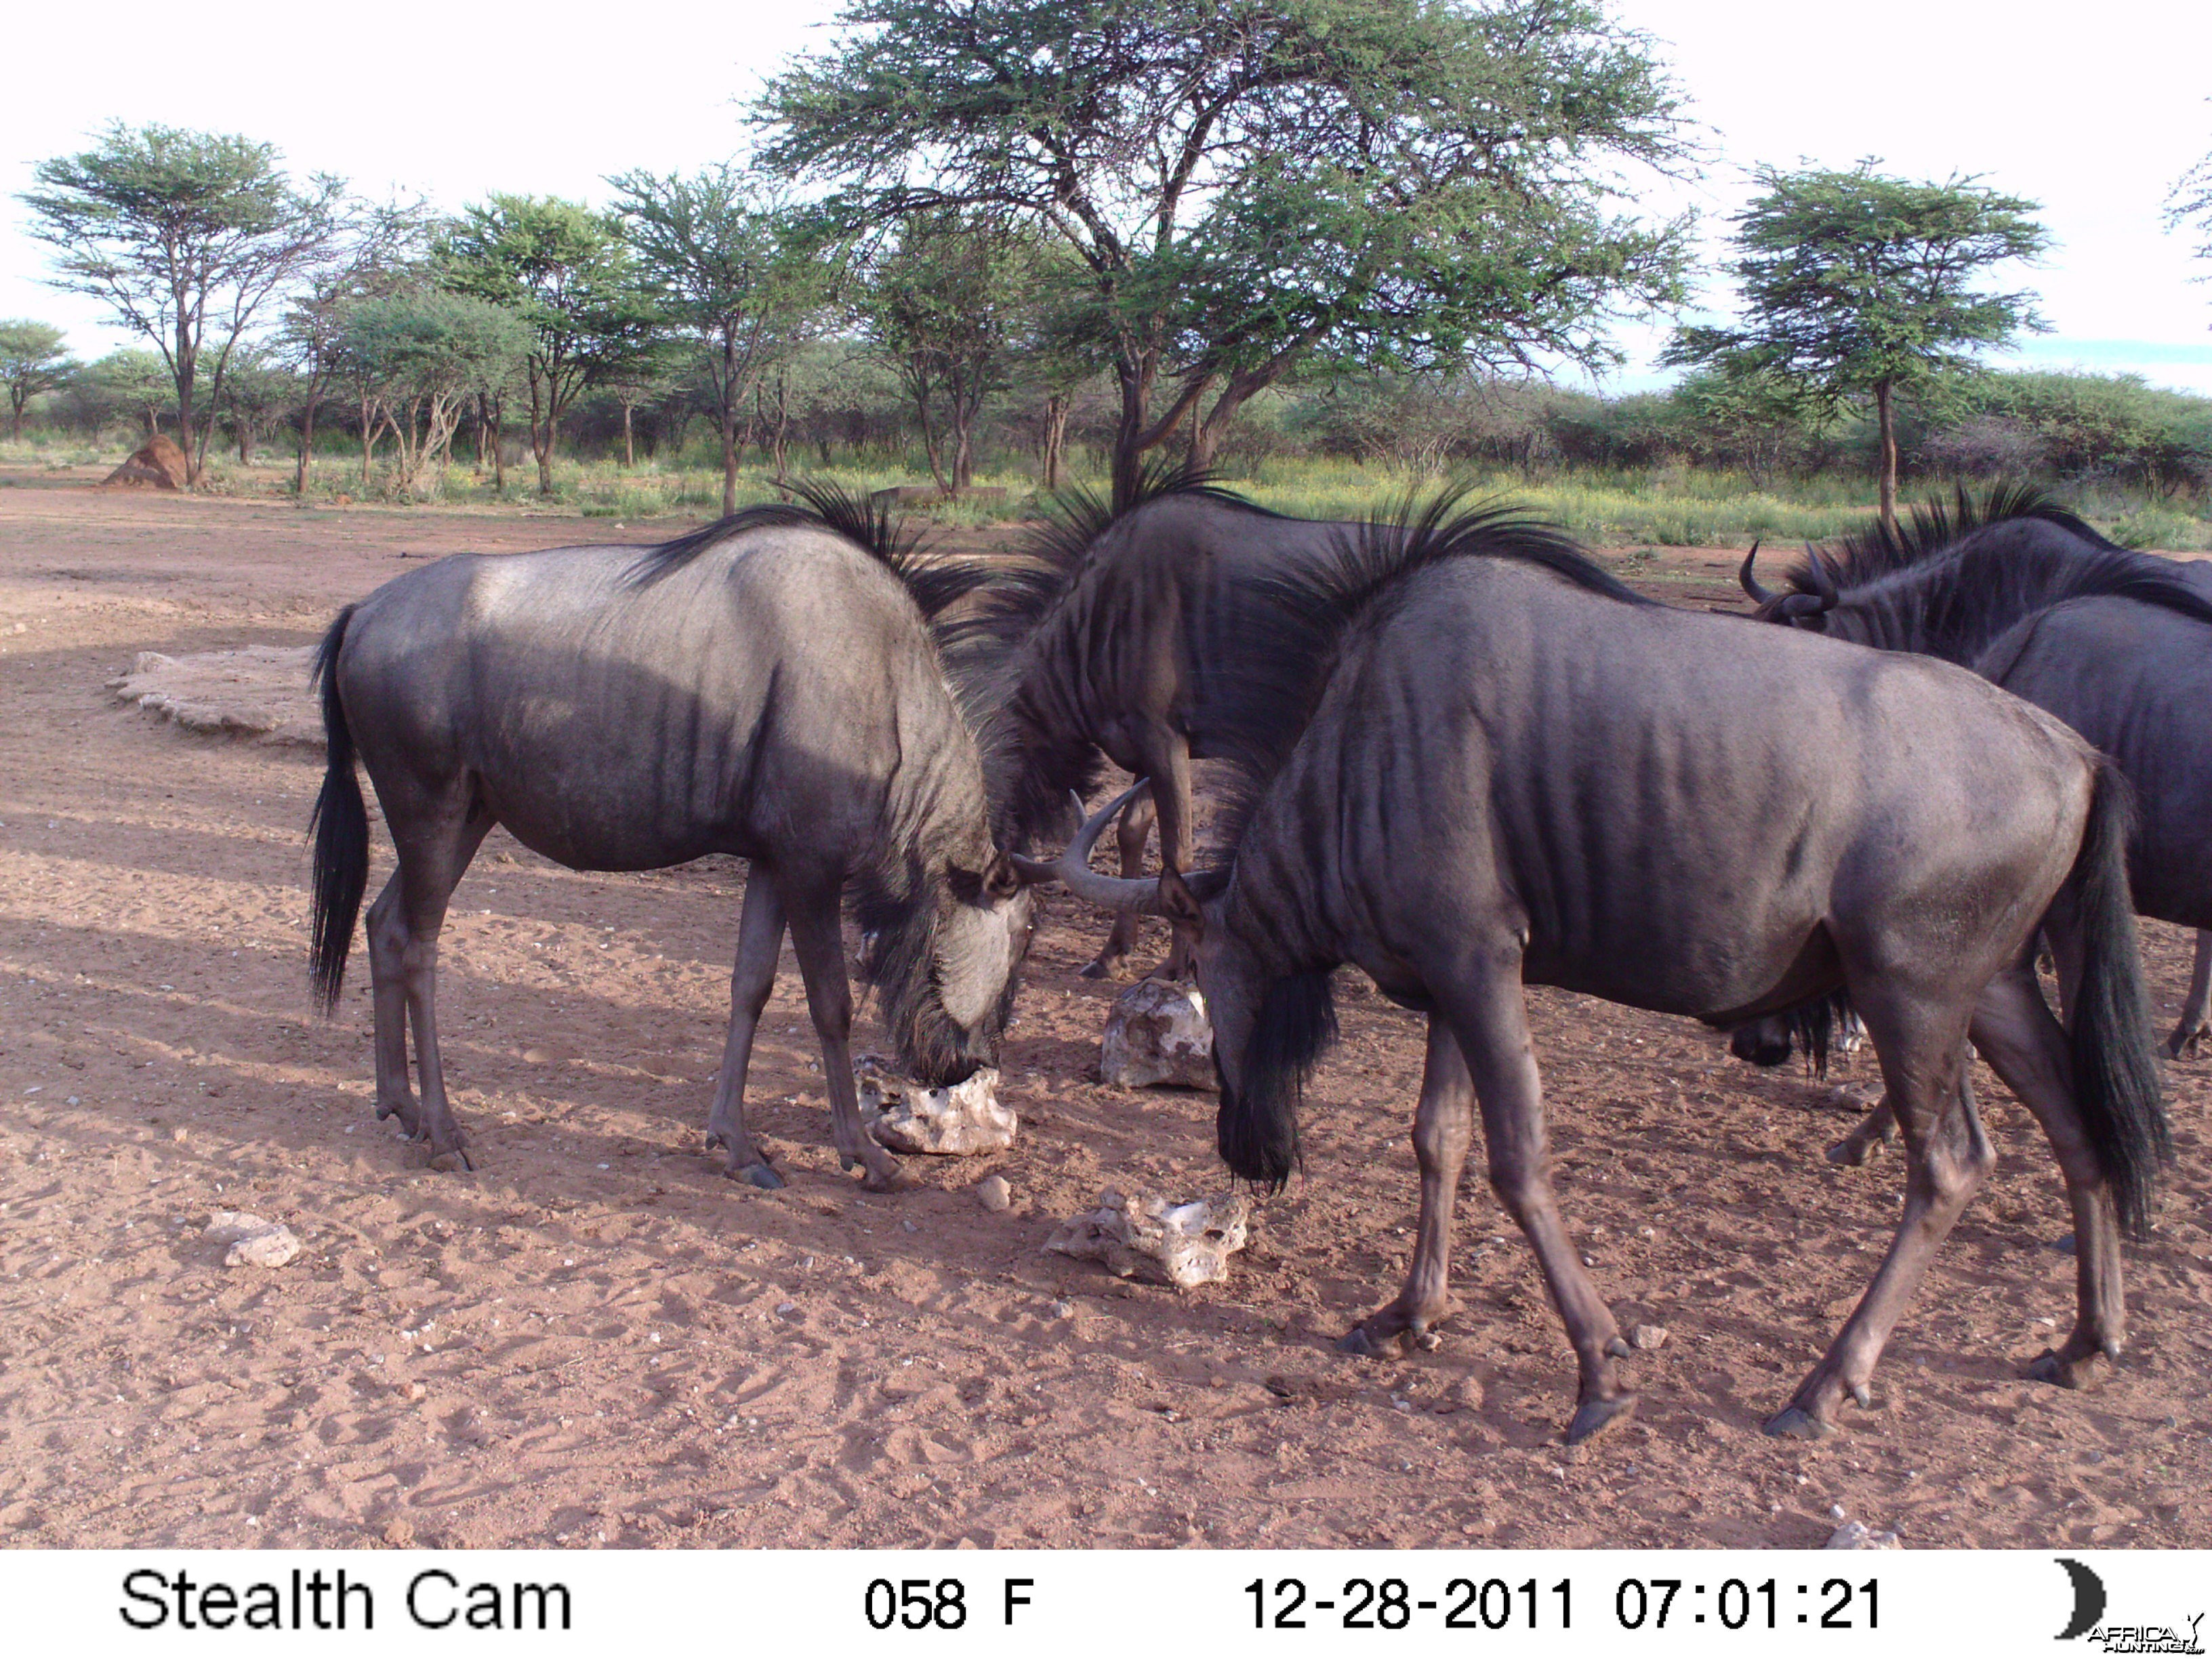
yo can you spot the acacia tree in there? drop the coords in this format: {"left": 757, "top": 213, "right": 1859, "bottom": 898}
{"left": 20, "top": 123, "right": 342, "bottom": 484}
{"left": 0, "top": 321, "right": 79, "bottom": 443}
{"left": 336, "top": 289, "right": 531, "bottom": 497}
{"left": 607, "top": 165, "right": 832, "bottom": 514}
{"left": 279, "top": 198, "right": 431, "bottom": 493}
{"left": 441, "top": 196, "right": 655, "bottom": 495}
{"left": 80, "top": 349, "right": 174, "bottom": 438}
{"left": 1664, "top": 161, "right": 2048, "bottom": 535}
{"left": 760, "top": 0, "right": 1692, "bottom": 505}
{"left": 857, "top": 212, "right": 1054, "bottom": 491}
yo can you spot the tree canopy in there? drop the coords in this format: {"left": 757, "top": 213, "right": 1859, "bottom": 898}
{"left": 1664, "top": 159, "right": 2048, "bottom": 531}
{"left": 0, "top": 320, "right": 79, "bottom": 442}
{"left": 20, "top": 123, "right": 342, "bottom": 483}
{"left": 758, "top": 0, "right": 1694, "bottom": 502}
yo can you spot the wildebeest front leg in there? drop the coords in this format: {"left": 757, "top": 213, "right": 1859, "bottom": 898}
{"left": 1340, "top": 1018, "right": 1473, "bottom": 1354}
{"left": 783, "top": 884, "right": 910, "bottom": 1193}
{"left": 1081, "top": 787, "right": 1156, "bottom": 979}
{"left": 703, "top": 866, "right": 787, "bottom": 1189}
{"left": 1968, "top": 960, "right": 2127, "bottom": 1387}
{"left": 1443, "top": 967, "right": 1635, "bottom": 1444}
{"left": 2168, "top": 930, "right": 2211, "bottom": 1060}
{"left": 1768, "top": 998, "right": 1991, "bottom": 1439}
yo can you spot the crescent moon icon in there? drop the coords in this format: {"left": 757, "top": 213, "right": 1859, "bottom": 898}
{"left": 2055, "top": 1557, "right": 2106, "bottom": 1641}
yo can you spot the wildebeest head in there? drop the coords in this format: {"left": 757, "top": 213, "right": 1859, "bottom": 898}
{"left": 864, "top": 845, "right": 1046, "bottom": 1090}
{"left": 1019, "top": 786, "right": 1319, "bottom": 1188}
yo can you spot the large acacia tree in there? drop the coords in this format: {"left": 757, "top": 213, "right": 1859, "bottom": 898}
{"left": 20, "top": 124, "right": 342, "bottom": 484}
{"left": 759, "top": 0, "right": 1694, "bottom": 505}
{"left": 1666, "top": 161, "right": 2048, "bottom": 535}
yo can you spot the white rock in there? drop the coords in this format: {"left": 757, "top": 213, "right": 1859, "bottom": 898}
{"left": 108, "top": 644, "right": 321, "bottom": 747}
{"left": 976, "top": 1174, "right": 1012, "bottom": 1212}
{"left": 1631, "top": 1323, "right": 1669, "bottom": 1351}
{"left": 855, "top": 1056, "right": 1015, "bottom": 1155}
{"left": 1101, "top": 979, "right": 1214, "bottom": 1088}
{"left": 1824, "top": 1519, "right": 1902, "bottom": 1550}
{"left": 206, "top": 1210, "right": 300, "bottom": 1269}
{"left": 1044, "top": 1188, "right": 1250, "bottom": 1289}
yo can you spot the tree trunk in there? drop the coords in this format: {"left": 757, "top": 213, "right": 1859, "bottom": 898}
{"left": 359, "top": 395, "right": 376, "bottom": 491}
{"left": 621, "top": 400, "right": 635, "bottom": 469}
{"left": 294, "top": 387, "right": 319, "bottom": 496}
{"left": 1875, "top": 380, "right": 1898, "bottom": 540}
{"left": 7, "top": 396, "right": 22, "bottom": 443}
{"left": 1040, "top": 392, "right": 1069, "bottom": 491}
{"left": 718, "top": 332, "right": 741, "bottom": 518}
{"left": 237, "top": 417, "right": 253, "bottom": 466}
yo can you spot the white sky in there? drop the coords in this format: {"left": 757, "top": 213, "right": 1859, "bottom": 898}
{"left": 3, "top": 0, "right": 2209, "bottom": 391}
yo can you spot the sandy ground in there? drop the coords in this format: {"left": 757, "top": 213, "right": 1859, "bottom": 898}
{"left": 0, "top": 478, "right": 2207, "bottom": 1552}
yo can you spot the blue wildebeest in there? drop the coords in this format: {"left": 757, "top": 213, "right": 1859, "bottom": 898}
{"left": 308, "top": 488, "right": 1042, "bottom": 1190}
{"left": 1739, "top": 489, "right": 2212, "bottom": 1160}
{"left": 1031, "top": 494, "right": 2170, "bottom": 1444}
{"left": 963, "top": 465, "right": 1353, "bottom": 979}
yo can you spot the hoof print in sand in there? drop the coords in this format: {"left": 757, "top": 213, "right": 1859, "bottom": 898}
{"left": 856, "top": 1055, "right": 1015, "bottom": 1155}
{"left": 205, "top": 1210, "right": 301, "bottom": 1269}
{"left": 1044, "top": 1189, "right": 1250, "bottom": 1289}
{"left": 1100, "top": 979, "right": 1214, "bottom": 1089}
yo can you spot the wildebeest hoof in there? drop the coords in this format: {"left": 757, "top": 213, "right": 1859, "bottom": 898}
{"left": 1604, "top": 1335, "right": 1633, "bottom": 1359}
{"left": 1337, "top": 1326, "right": 1386, "bottom": 1359}
{"left": 1849, "top": 1380, "right": 1873, "bottom": 1408}
{"left": 1078, "top": 957, "right": 1120, "bottom": 981}
{"left": 1826, "top": 1136, "right": 1872, "bottom": 1167}
{"left": 729, "top": 1160, "right": 783, "bottom": 1190}
{"left": 860, "top": 1162, "right": 916, "bottom": 1194}
{"left": 1565, "top": 1393, "right": 1637, "bottom": 1444}
{"left": 2025, "top": 1347, "right": 2104, "bottom": 1390}
{"left": 1762, "top": 1404, "right": 1835, "bottom": 1440}
{"left": 2166, "top": 1025, "right": 2205, "bottom": 1061}
{"left": 1414, "top": 1330, "right": 1443, "bottom": 1351}
{"left": 427, "top": 1147, "right": 473, "bottom": 1173}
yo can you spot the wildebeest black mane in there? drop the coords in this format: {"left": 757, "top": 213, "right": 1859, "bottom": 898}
{"left": 621, "top": 479, "right": 989, "bottom": 625}
{"left": 1765, "top": 483, "right": 2212, "bottom": 662}
{"left": 1204, "top": 485, "right": 1648, "bottom": 861}
{"left": 946, "top": 457, "right": 1289, "bottom": 661}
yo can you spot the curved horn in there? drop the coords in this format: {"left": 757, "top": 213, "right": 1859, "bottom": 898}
{"left": 1008, "top": 784, "right": 1172, "bottom": 914}
{"left": 1738, "top": 541, "right": 1776, "bottom": 604}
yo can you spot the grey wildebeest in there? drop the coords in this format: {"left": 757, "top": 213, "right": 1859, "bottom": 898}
{"left": 966, "top": 466, "right": 1351, "bottom": 979}
{"left": 308, "top": 488, "right": 1040, "bottom": 1191}
{"left": 1738, "top": 489, "right": 2212, "bottom": 1160}
{"left": 1029, "top": 494, "right": 2171, "bottom": 1444}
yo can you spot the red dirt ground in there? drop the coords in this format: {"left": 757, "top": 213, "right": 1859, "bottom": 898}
{"left": 0, "top": 480, "right": 2206, "bottom": 1550}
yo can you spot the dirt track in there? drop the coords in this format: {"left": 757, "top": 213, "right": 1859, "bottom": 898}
{"left": 0, "top": 481, "right": 2207, "bottom": 1550}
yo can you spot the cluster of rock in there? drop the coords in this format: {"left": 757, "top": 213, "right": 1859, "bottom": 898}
{"left": 205, "top": 1211, "right": 300, "bottom": 1269}
{"left": 855, "top": 1056, "right": 1016, "bottom": 1155}
{"left": 1099, "top": 979, "right": 1214, "bottom": 1088}
{"left": 1044, "top": 1189, "right": 1250, "bottom": 1289}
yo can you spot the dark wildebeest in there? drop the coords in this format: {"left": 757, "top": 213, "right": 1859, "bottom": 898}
{"left": 1031, "top": 495, "right": 2170, "bottom": 1444}
{"left": 1738, "top": 490, "right": 2212, "bottom": 1160}
{"left": 308, "top": 490, "right": 1041, "bottom": 1191}
{"left": 966, "top": 466, "right": 1353, "bottom": 979}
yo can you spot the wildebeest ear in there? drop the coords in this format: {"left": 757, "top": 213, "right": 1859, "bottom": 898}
{"left": 1159, "top": 869, "right": 1206, "bottom": 928}
{"left": 945, "top": 862, "right": 985, "bottom": 905}
{"left": 982, "top": 851, "right": 1023, "bottom": 901}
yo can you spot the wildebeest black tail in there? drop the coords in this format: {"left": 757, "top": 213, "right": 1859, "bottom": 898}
{"left": 308, "top": 607, "right": 369, "bottom": 1014}
{"left": 1218, "top": 968, "right": 1337, "bottom": 1191}
{"left": 2062, "top": 758, "right": 2171, "bottom": 1240}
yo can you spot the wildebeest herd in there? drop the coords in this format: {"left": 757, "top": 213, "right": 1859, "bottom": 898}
{"left": 305, "top": 472, "right": 2212, "bottom": 1447}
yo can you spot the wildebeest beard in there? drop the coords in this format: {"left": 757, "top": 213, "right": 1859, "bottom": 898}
{"left": 1218, "top": 966, "right": 1338, "bottom": 1192}
{"left": 853, "top": 857, "right": 1004, "bottom": 1088}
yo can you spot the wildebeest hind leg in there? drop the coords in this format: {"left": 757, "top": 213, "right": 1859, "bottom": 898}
{"left": 1441, "top": 965, "right": 1635, "bottom": 1444}
{"left": 2168, "top": 931, "right": 2211, "bottom": 1059}
{"left": 1769, "top": 992, "right": 1990, "bottom": 1438}
{"left": 783, "top": 881, "right": 911, "bottom": 1192}
{"left": 1968, "top": 958, "right": 2127, "bottom": 1387}
{"left": 390, "top": 809, "right": 491, "bottom": 1172}
{"left": 704, "top": 865, "right": 787, "bottom": 1188}
{"left": 1340, "top": 1017, "right": 1473, "bottom": 1355}
{"left": 363, "top": 875, "right": 420, "bottom": 1136}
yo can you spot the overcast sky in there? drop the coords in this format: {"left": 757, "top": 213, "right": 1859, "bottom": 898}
{"left": 4, "top": 0, "right": 2209, "bottom": 391}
